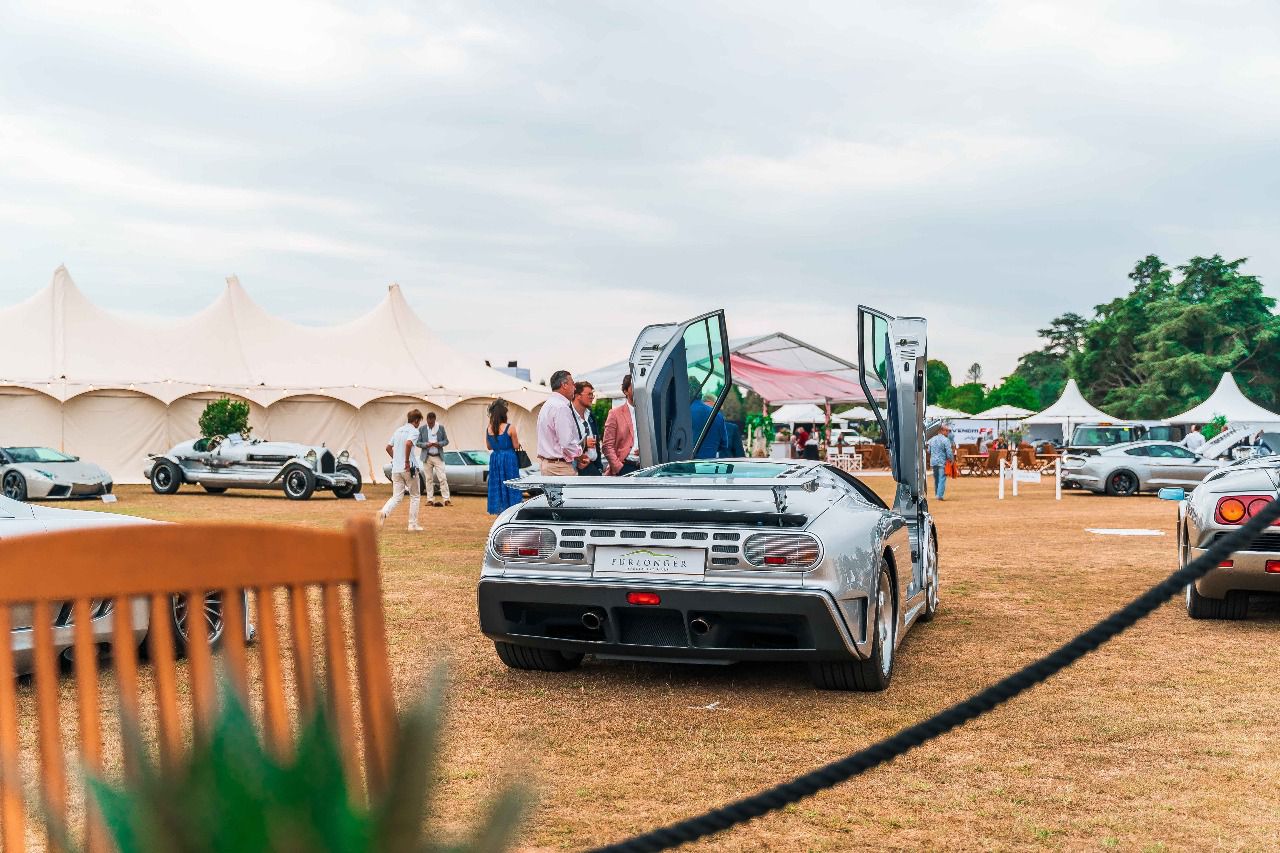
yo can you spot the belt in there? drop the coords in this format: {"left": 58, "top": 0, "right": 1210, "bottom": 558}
{"left": 538, "top": 456, "right": 566, "bottom": 462}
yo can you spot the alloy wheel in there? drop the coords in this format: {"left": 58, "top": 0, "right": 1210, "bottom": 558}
{"left": 2, "top": 473, "right": 21, "bottom": 500}
{"left": 172, "top": 592, "right": 225, "bottom": 645}
{"left": 876, "top": 570, "right": 895, "bottom": 677}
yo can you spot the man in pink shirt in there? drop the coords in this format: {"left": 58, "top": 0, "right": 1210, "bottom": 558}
{"left": 536, "top": 369, "right": 587, "bottom": 476}
{"left": 603, "top": 373, "right": 640, "bottom": 475}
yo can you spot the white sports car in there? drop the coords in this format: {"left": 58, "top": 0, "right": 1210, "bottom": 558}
{"left": 1, "top": 446, "right": 114, "bottom": 501}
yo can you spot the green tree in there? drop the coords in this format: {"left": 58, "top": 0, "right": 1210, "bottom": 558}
{"left": 1074, "top": 255, "right": 1280, "bottom": 418}
{"left": 1012, "top": 311, "right": 1088, "bottom": 406}
{"left": 925, "top": 360, "right": 952, "bottom": 404}
{"left": 984, "top": 375, "right": 1040, "bottom": 410}
{"left": 939, "top": 382, "right": 985, "bottom": 414}
{"left": 198, "top": 397, "right": 251, "bottom": 439}
{"left": 964, "top": 363, "right": 983, "bottom": 383}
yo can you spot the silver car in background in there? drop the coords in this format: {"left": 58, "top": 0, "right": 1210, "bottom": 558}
{"left": 1061, "top": 440, "right": 1223, "bottom": 495}
{"left": 382, "top": 450, "right": 538, "bottom": 495}
{"left": 1, "top": 447, "right": 113, "bottom": 501}
{"left": 146, "top": 433, "right": 362, "bottom": 500}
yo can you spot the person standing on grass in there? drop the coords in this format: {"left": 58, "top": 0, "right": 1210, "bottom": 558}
{"left": 417, "top": 411, "right": 451, "bottom": 507}
{"left": 536, "top": 369, "right": 585, "bottom": 476}
{"left": 486, "top": 399, "right": 524, "bottom": 514}
{"left": 927, "top": 424, "right": 955, "bottom": 501}
{"left": 379, "top": 408, "right": 423, "bottom": 531}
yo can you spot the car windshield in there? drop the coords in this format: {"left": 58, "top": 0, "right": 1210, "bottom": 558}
{"left": 633, "top": 461, "right": 793, "bottom": 478}
{"left": 462, "top": 451, "right": 490, "bottom": 465}
{"left": 5, "top": 447, "right": 75, "bottom": 463}
{"left": 1072, "top": 427, "right": 1139, "bottom": 446}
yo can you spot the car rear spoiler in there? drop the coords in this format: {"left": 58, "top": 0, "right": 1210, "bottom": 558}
{"left": 506, "top": 475, "right": 820, "bottom": 514}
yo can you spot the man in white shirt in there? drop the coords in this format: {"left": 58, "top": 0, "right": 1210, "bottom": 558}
{"left": 379, "top": 409, "right": 423, "bottom": 531}
{"left": 417, "top": 411, "right": 451, "bottom": 507}
{"left": 536, "top": 370, "right": 586, "bottom": 475}
{"left": 1182, "top": 425, "right": 1206, "bottom": 452}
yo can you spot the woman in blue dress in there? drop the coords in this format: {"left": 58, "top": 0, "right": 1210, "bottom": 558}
{"left": 486, "top": 399, "right": 524, "bottom": 514}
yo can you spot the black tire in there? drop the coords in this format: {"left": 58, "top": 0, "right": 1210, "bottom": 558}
{"left": 1186, "top": 583, "right": 1249, "bottom": 620}
{"left": 170, "top": 592, "right": 227, "bottom": 656}
{"left": 332, "top": 463, "right": 362, "bottom": 499}
{"left": 282, "top": 465, "right": 316, "bottom": 500}
{"left": 494, "top": 641, "right": 583, "bottom": 672}
{"left": 202, "top": 486, "right": 227, "bottom": 494}
{"left": 919, "top": 528, "right": 940, "bottom": 623}
{"left": 150, "top": 460, "right": 182, "bottom": 494}
{"left": 2, "top": 471, "right": 27, "bottom": 502}
{"left": 1105, "top": 469, "right": 1139, "bottom": 496}
{"left": 811, "top": 558, "right": 896, "bottom": 691}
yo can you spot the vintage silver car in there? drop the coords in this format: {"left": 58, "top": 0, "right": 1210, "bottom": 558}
{"left": 0, "top": 495, "right": 245, "bottom": 675}
{"left": 145, "top": 433, "right": 361, "bottom": 500}
{"left": 478, "top": 306, "right": 938, "bottom": 691}
{"left": 1160, "top": 458, "right": 1280, "bottom": 619}
{"left": 1, "top": 446, "right": 113, "bottom": 501}
{"left": 1059, "top": 429, "right": 1275, "bottom": 496}
{"left": 381, "top": 450, "right": 539, "bottom": 495}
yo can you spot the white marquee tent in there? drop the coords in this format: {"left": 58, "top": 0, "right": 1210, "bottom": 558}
{"left": 769, "top": 403, "right": 828, "bottom": 425}
{"left": 1166, "top": 372, "right": 1280, "bottom": 430}
{"left": 1022, "top": 379, "right": 1119, "bottom": 442}
{"left": 0, "top": 267, "right": 549, "bottom": 483}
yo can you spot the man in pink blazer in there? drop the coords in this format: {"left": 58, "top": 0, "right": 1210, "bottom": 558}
{"left": 603, "top": 374, "right": 640, "bottom": 475}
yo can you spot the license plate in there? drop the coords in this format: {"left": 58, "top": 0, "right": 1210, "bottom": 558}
{"left": 593, "top": 546, "right": 706, "bottom": 578}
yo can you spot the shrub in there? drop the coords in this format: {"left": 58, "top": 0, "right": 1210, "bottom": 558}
{"left": 79, "top": 671, "right": 527, "bottom": 853}
{"left": 1202, "top": 414, "right": 1228, "bottom": 439}
{"left": 198, "top": 397, "right": 252, "bottom": 439}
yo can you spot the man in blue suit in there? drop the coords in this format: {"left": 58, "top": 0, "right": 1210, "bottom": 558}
{"left": 691, "top": 394, "right": 729, "bottom": 459}
{"left": 723, "top": 420, "right": 745, "bottom": 458}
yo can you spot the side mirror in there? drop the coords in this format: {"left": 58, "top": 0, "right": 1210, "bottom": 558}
{"left": 1157, "top": 487, "right": 1185, "bottom": 501}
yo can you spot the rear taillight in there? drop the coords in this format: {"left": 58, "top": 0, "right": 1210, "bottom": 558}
{"left": 1214, "top": 495, "right": 1278, "bottom": 525}
{"left": 492, "top": 526, "right": 556, "bottom": 560}
{"left": 743, "top": 533, "right": 821, "bottom": 569}
{"left": 1266, "top": 560, "right": 1280, "bottom": 574}
{"left": 626, "top": 591, "right": 661, "bottom": 606}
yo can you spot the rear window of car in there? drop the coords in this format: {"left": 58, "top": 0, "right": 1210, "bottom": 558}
{"left": 634, "top": 461, "right": 792, "bottom": 478}
{"left": 1124, "top": 447, "right": 1149, "bottom": 457}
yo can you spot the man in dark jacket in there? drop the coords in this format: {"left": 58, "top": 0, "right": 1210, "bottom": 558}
{"left": 572, "top": 381, "right": 605, "bottom": 475}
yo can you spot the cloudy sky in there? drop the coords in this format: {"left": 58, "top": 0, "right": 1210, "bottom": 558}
{"left": 1, "top": 0, "right": 1277, "bottom": 385}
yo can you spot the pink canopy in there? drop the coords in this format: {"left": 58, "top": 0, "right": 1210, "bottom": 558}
{"left": 730, "top": 354, "right": 880, "bottom": 404}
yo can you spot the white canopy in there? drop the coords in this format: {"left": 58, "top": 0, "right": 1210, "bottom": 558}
{"left": 770, "top": 403, "right": 828, "bottom": 425}
{"left": 1023, "top": 379, "right": 1117, "bottom": 425}
{"left": 1167, "top": 372, "right": 1280, "bottom": 428}
{"left": 973, "top": 404, "right": 1035, "bottom": 419}
{"left": 926, "top": 405, "right": 968, "bottom": 420}
{"left": 833, "top": 406, "right": 877, "bottom": 422}
{"left": 0, "top": 267, "right": 549, "bottom": 483}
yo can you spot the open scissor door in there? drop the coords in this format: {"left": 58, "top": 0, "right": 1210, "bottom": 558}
{"left": 630, "top": 310, "right": 732, "bottom": 468}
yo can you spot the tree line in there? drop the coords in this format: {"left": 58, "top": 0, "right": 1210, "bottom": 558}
{"left": 927, "top": 254, "right": 1280, "bottom": 419}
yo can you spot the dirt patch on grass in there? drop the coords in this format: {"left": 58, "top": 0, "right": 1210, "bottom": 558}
{"left": 20, "top": 479, "right": 1280, "bottom": 850}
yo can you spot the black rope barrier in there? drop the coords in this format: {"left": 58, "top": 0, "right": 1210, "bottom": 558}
{"left": 587, "top": 495, "right": 1280, "bottom": 853}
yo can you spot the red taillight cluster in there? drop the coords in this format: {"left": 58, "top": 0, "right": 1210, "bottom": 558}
{"left": 1213, "top": 495, "right": 1277, "bottom": 526}
{"left": 492, "top": 526, "right": 557, "bottom": 560}
{"left": 743, "top": 533, "right": 821, "bottom": 569}
{"left": 626, "top": 591, "right": 661, "bottom": 606}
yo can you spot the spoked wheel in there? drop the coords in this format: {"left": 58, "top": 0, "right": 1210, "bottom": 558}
{"left": 283, "top": 466, "right": 316, "bottom": 500}
{"left": 150, "top": 460, "right": 181, "bottom": 494}
{"left": 170, "top": 592, "right": 226, "bottom": 655}
{"left": 2, "top": 471, "right": 27, "bottom": 501}
{"left": 1106, "top": 470, "right": 1139, "bottom": 496}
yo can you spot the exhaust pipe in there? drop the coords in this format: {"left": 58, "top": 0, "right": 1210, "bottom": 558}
{"left": 689, "top": 617, "right": 711, "bottom": 636}
{"left": 581, "top": 611, "right": 604, "bottom": 631}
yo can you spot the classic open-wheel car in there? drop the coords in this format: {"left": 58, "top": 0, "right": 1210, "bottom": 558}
{"left": 144, "top": 433, "right": 362, "bottom": 500}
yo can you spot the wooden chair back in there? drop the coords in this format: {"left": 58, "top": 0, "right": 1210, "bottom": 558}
{"left": 0, "top": 517, "right": 394, "bottom": 851}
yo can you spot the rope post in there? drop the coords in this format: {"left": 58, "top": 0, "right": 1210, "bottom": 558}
{"left": 1055, "top": 457, "right": 1062, "bottom": 500}
{"left": 1012, "top": 453, "right": 1019, "bottom": 497}
{"left": 998, "top": 458, "right": 1005, "bottom": 500}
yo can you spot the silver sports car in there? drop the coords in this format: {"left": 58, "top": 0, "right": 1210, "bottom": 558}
{"left": 1, "top": 494, "right": 247, "bottom": 675}
{"left": 382, "top": 450, "right": 539, "bottom": 495}
{"left": 1161, "top": 458, "right": 1280, "bottom": 619}
{"left": 145, "top": 433, "right": 361, "bottom": 500}
{"left": 478, "top": 306, "right": 938, "bottom": 691}
{"left": 1060, "top": 430, "right": 1274, "bottom": 496}
{"left": 1, "top": 447, "right": 113, "bottom": 501}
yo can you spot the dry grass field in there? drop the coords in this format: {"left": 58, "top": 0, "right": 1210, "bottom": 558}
{"left": 17, "top": 477, "right": 1280, "bottom": 851}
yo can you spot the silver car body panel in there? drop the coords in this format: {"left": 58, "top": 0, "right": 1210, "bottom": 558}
{"left": 1062, "top": 440, "right": 1227, "bottom": 494}
{"left": 1177, "top": 461, "right": 1280, "bottom": 600}
{"left": 0, "top": 495, "right": 152, "bottom": 674}
{"left": 382, "top": 450, "right": 538, "bottom": 495}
